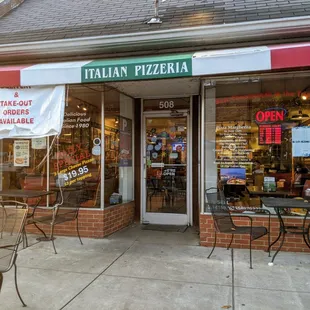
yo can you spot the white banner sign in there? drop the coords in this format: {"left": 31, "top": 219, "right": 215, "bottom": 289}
{"left": 0, "top": 86, "right": 65, "bottom": 139}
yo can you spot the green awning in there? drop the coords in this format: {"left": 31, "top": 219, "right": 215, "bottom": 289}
{"left": 81, "top": 53, "right": 193, "bottom": 83}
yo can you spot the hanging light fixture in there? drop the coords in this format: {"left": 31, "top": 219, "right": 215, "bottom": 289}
{"left": 299, "top": 85, "right": 310, "bottom": 101}
{"left": 291, "top": 110, "right": 309, "bottom": 120}
{"left": 77, "top": 100, "right": 88, "bottom": 111}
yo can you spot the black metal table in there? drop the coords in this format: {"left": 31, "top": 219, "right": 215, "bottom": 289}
{"left": 261, "top": 197, "right": 310, "bottom": 264}
{"left": 0, "top": 189, "right": 55, "bottom": 214}
{"left": 0, "top": 189, "right": 54, "bottom": 200}
{"left": 0, "top": 189, "right": 55, "bottom": 243}
{"left": 246, "top": 186, "right": 299, "bottom": 198}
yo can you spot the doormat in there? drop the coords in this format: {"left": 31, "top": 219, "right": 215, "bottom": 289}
{"left": 142, "top": 224, "right": 188, "bottom": 233}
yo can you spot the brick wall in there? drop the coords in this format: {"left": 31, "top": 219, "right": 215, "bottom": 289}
{"left": 0, "top": 0, "right": 24, "bottom": 17}
{"left": 26, "top": 201, "right": 135, "bottom": 239}
{"left": 200, "top": 213, "right": 310, "bottom": 253}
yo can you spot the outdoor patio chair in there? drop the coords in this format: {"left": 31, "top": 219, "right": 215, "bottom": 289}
{"left": 205, "top": 188, "right": 270, "bottom": 269}
{"left": 26, "top": 189, "right": 83, "bottom": 254}
{"left": 0, "top": 200, "right": 28, "bottom": 307}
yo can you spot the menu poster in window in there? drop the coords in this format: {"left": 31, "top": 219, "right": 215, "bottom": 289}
{"left": 119, "top": 117, "right": 132, "bottom": 167}
{"left": 14, "top": 140, "right": 30, "bottom": 166}
{"left": 258, "top": 124, "right": 282, "bottom": 145}
{"left": 215, "top": 124, "right": 252, "bottom": 166}
{"left": 292, "top": 127, "right": 310, "bottom": 157}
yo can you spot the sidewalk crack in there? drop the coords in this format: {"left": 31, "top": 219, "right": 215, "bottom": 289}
{"left": 59, "top": 237, "right": 138, "bottom": 310}
{"left": 231, "top": 248, "right": 235, "bottom": 310}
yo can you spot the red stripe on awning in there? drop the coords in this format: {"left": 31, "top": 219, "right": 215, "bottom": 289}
{"left": 0, "top": 65, "right": 31, "bottom": 87}
{"left": 271, "top": 43, "right": 310, "bottom": 70}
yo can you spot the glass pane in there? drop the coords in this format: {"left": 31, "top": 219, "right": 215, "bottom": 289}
{"left": 50, "top": 85, "right": 102, "bottom": 208}
{"left": 0, "top": 138, "right": 48, "bottom": 205}
{"left": 104, "top": 90, "right": 134, "bottom": 207}
{"left": 145, "top": 117, "right": 187, "bottom": 214}
{"left": 204, "top": 76, "right": 310, "bottom": 215}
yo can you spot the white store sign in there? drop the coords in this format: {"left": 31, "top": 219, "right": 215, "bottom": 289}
{"left": 0, "top": 86, "right": 66, "bottom": 139}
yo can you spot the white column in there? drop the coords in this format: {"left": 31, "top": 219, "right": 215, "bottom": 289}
{"left": 204, "top": 82, "right": 217, "bottom": 191}
{"left": 119, "top": 93, "right": 134, "bottom": 202}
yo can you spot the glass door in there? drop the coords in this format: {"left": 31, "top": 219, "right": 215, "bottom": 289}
{"left": 142, "top": 112, "right": 190, "bottom": 225}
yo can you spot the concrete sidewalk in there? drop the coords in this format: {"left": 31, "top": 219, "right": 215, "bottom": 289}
{"left": 1, "top": 224, "right": 310, "bottom": 310}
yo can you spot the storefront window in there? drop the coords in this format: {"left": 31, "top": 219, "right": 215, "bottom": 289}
{"left": 104, "top": 89, "right": 134, "bottom": 207}
{"left": 50, "top": 85, "right": 102, "bottom": 208}
{"left": 0, "top": 84, "right": 134, "bottom": 209}
{"left": 0, "top": 138, "right": 48, "bottom": 194}
{"left": 204, "top": 76, "right": 310, "bottom": 216}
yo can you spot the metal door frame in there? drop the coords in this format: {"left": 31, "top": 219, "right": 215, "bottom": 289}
{"left": 140, "top": 98, "right": 192, "bottom": 225}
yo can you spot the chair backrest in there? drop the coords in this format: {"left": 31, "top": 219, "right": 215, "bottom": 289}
{"left": 80, "top": 182, "right": 101, "bottom": 208}
{"left": 205, "top": 188, "right": 235, "bottom": 233}
{"left": 0, "top": 201, "right": 28, "bottom": 273}
{"left": 54, "top": 189, "right": 82, "bottom": 220}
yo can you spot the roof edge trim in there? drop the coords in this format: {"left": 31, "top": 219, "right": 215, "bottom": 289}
{"left": 1, "top": 16, "right": 310, "bottom": 60}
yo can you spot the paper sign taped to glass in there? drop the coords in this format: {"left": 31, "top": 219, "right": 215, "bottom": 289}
{"left": 0, "top": 86, "right": 66, "bottom": 139}
{"left": 292, "top": 127, "right": 310, "bottom": 157}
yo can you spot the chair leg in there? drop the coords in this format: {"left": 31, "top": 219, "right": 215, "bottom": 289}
{"left": 249, "top": 237, "right": 253, "bottom": 269}
{"left": 76, "top": 217, "right": 83, "bottom": 245}
{"left": 22, "top": 227, "right": 28, "bottom": 248}
{"left": 34, "top": 222, "right": 48, "bottom": 239}
{"left": 0, "top": 272, "right": 3, "bottom": 292}
{"left": 227, "top": 234, "right": 234, "bottom": 250}
{"left": 50, "top": 224, "right": 57, "bottom": 254}
{"left": 208, "top": 231, "right": 217, "bottom": 259}
{"left": 14, "top": 261, "right": 26, "bottom": 307}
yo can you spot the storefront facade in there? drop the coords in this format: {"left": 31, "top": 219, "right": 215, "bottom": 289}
{"left": 1, "top": 43, "right": 310, "bottom": 243}
{"left": 1, "top": 1, "right": 310, "bottom": 251}
{"left": 0, "top": 54, "right": 202, "bottom": 237}
{"left": 199, "top": 44, "right": 310, "bottom": 253}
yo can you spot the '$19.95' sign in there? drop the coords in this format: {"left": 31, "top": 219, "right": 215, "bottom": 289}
{"left": 64, "top": 165, "right": 89, "bottom": 182}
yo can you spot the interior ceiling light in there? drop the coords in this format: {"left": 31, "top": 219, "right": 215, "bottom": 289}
{"left": 147, "top": 0, "right": 166, "bottom": 24}
{"left": 77, "top": 101, "right": 88, "bottom": 111}
{"left": 291, "top": 110, "right": 309, "bottom": 120}
{"left": 299, "top": 85, "right": 310, "bottom": 101}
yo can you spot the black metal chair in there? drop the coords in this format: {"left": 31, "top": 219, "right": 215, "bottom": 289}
{"left": 147, "top": 177, "right": 165, "bottom": 211}
{"left": 26, "top": 189, "right": 83, "bottom": 254}
{"left": 0, "top": 200, "right": 28, "bottom": 307}
{"left": 205, "top": 187, "right": 270, "bottom": 269}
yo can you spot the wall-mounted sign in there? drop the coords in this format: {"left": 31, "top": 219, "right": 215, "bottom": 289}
{"left": 259, "top": 124, "right": 282, "bottom": 145}
{"left": 82, "top": 54, "right": 193, "bottom": 83}
{"left": 144, "top": 97, "right": 190, "bottom": 112}
{"left": 255, "top": 108, "right": 287, "bottom": 124}
{"left": 119, "top": 117, "right": 132, "bottom": 167}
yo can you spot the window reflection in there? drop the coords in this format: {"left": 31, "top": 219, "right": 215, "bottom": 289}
{"left": 0, "top": 84, "right": 134, "bottom": 209}
{"left": 205, "top": 76, "right": 310, "bottom": 215}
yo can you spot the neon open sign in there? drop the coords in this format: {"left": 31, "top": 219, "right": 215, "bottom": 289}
{"left": 255, "top": 108, "right": 287, "bottom": 124}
